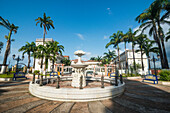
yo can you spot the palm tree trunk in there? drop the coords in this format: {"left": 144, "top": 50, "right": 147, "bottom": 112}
{"left": 125, "top": 42, "right": 128, "bottom": 74}
{"left": 52, "top": 60, "right": 54, "bottom": 72}
{"left": 33, "top": 56, "right": 36, "bottom": 69}
{"left": 117, "top": 46, "right": 121, "bottom": 70}
{"left": 152, "top": 21, "right": 165, "bottom": 69}
{"left": 148, "top": 54, "right": 151, "bottom": 74}
{"left": 140, "top": 49, "right": 144, "bottom": 71}
{"left": 40, "top": 25, "right": 46, "bottom": 70}
{"left": 157, "top": 21, "right": 169, "bottom": 69}
{"left": 3, "top": 30, "right": 12, "bottom": 65}
{"left": 1, "top": 30, "right": 12, "bottom": 74}
{"left": 161, "top": 40, "right": 169, "bottom": 68}
{"left": 28, "top": 52, "right": 30, "bottom": 68}
{"left": 132, "top": 43, "right": 136, "bottom": 71}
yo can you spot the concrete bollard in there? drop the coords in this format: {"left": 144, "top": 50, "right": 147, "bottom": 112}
{"left": 101, "top": 75, "right": 104, "bottom": 88}
{"left": 56, "top": 76, "right": 60, "bottom": 89}
{"left": 40, "top": 75, "right": 43, "bottom": 86}
{"left": 115, "top": 75, "right": 118, "bottom": 86}
{"left": 120, "top": 74, "right": 123, "bottom": 84}
{"left": 32, "top": 73, "right": 35, "bottom": 84}
{"left": 80, "top": 76, "right": 83, "bottom": 89}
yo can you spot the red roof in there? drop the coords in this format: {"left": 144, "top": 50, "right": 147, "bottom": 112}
{"left": 64, "top": 56, "right": 69, "bottom": 57}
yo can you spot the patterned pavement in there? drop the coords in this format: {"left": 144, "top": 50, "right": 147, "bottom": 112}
{"left": 0, "top": 77, "right": 170, "bottom": 113}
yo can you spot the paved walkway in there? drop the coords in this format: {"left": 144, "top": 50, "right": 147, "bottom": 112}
{"left": 0, "top": 77, "right": 170, "bottom": 113}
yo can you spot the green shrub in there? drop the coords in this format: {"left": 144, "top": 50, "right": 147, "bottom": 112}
{"left": 126, "top": 73, "right": 141, "bottom": 77}
{"left": 159, "top": 70, "right": 170, "bottom": 81}
{"left": 34, "top": 70, "right": 40, "bottom": 75}
{"left": 10, "top": 71, "right": 16, "bottom": 74}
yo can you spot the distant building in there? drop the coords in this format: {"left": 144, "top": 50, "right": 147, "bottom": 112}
{"left": 34, "top": 38, "right": 64, "bottom": 72}
{"left": 115, "top": 50, "right": 148, "bottom": 75}
{"left": 64, "top": 56, "right": 70, "bottom": 60}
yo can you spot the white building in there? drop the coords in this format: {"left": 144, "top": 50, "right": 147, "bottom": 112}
{"left": 34, "top": 38, "right": 64, "bottom": 73}
{"left": 115, "top": 50, "right": 148, "bottom": 75}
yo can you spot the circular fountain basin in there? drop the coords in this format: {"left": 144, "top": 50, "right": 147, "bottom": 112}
{"left": 71, "top": 64, "right": 88, "bottom": 68}
{"left": 29, "top": 77, "right": 125, "bottom": 102}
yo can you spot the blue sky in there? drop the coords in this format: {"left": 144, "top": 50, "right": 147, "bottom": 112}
{"left": 1, "top": 0, "right": 169, "bottom": 68}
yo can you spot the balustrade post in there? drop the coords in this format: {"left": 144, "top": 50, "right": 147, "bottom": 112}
{"left": 80, "top": 76, "right": 83, "bottom": 89}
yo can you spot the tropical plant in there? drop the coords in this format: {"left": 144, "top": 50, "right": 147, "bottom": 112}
{"left": 151, "top": 0, "right": 170, "bottom": 69}
{"left": 29, "top": 42, "right": 37, "bottom": 69}
{"left": 136, "top": 0, "right": 169, "bottom": 69}
{"left": 0, "top": 16, "right": 19, "bottom": 73}
{"left": 90, "top": 57, "right": 96, "bottom": 61}
{"left": 19, "top": 42, "right": 34, "bottom": 68}
{"left": 134, "top": 34, "right": 148, "bottom": 71}
{"left": 106, "top": 31, "right": 123, "bottom": 70}
{"left": 47, "top": 41, "right": 64, "bottom": 71}
{"left": 159, "top": 70, "right": 170, "bottom": 81}
{"left": 126, "top": 28, "right": 138, "bottom": 72}
{"left": 103, "top": 49, "right": 116, "bottom": 62}
{"left": 142, "top": 39, "right": 159, "bottom": 73}
{"left": 35, "top": 13, "right": 55, "bottom": 71}
{"left": 61, "top": 58, "right": 71, "bottom": 66}
{"left": 96, "top": 56, "right": 102, "bottom": 62}
{"left": 0, "top": 42, "right": 3, "bottom": 53}
{"left": 121, "top": 32, "right": 129, "bottom": 74}
{"left": 101, "top": 57, "right": 110, "bottom": 65}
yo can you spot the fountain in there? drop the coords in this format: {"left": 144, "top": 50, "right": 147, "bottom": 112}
{"left": 71, "top": 50, "right": 88, "bottom": 87}
{"left": 29, "top": 50, "right": 125, "bottom": 102}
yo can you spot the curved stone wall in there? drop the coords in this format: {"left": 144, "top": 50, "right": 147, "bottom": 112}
{"left": 29, "top": 78, "right": 125, "bottom": 102}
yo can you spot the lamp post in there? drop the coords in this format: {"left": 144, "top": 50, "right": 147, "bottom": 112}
{"left": 13, "top": 54, "right": 24, "bottom": 73}
{"left": 151, "top": 54, "right": 160, "bottom": 76}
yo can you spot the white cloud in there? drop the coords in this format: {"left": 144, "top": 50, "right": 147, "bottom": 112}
{"left": 103, "top": 35, "right": 109, "bottom": 40}
{"left": 75, "top": 33, "right": 84, "bottom": 40}
{"left": 106, "top": 8, "right": 112, "bottom": 15}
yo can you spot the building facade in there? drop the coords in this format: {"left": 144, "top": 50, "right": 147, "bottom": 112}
{"left": 34, "top": 38, "right": 64, "bottom": 73}
{"left": 115, "top": 50, "right": 149, "bottom": 75}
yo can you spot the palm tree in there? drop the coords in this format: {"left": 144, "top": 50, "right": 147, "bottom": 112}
{"left": 90, "top": 57, "right": 96, "bottom": 61}
{"left": 121, "top": 32, "right": 129, "bottom": 74}
{"left": 0, "top": 16, "right": 19, "bottom": 73}
{"left": 103, "top": 49, "right": 116, "bottom": 62}
{"left": 47, "top": 41, "right": 64, "bottom": 71}
{"left": 106, "top": 31, "right": 123, "bottom": 70}
{"left": 18, "top": 42, "right": 34, "bottom": 69}
{"left": 0, "top": 42, "right": 3, "bottom": 53}
{"left": 134, "top": 34, "right": 147, "bottom": 72}
{"left": 61, "top": 58, "right": 71, "bottom": 66}
{"left": 35, "top": 13, "right": 55, "bottom": 72}
{"left": 96, "top": 56, "right": 102, "bottom": 62}
{"left": 126, "top": 28, "right": 138, "bottom": 72}
{"left": 142, "top": 39, "right": 159, "bottom": 74}
{"left": 29, "top": 42, "right": 37, "bottom": 70}
{"left": 135, "top": 0, "right": 169, "bottom": 69}
{"left": 150, "top": 0, "right": 169, "bottom": 68}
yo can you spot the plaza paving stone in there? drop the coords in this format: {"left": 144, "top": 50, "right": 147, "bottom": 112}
{"left": 0, "top": 78, "right": 170, "bottom": 113}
